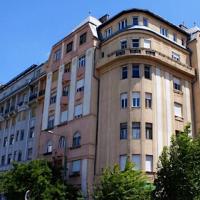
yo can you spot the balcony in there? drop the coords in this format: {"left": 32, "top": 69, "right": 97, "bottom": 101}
{"left": 29, "top": 93, "right": 38, "bottom": 103}
{"left": 63, "top": 72, "right": 71, "bottom": 83}
{"left": 96, "top": 48, "right": 195, "bottom": 77}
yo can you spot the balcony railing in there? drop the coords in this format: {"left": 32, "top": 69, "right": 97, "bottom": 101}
{"left": 97, "top": 48, "right": 195, "bottom": 76}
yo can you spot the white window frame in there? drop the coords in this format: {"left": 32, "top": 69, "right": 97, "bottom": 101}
{"left": 120, "top": 40, "right": 127, "bottom": 49}
{"left": 120, "top": 93, "right": 128, "bottom": 109}
{"left": 174, "top": 103, "right": 182, "bottom": 118}
{"left": 145, "top": 155, "right": 153, "bottom": 172}
{"left": 105, "top": 27, "right": 112, "bottom": 38}
{"left": 132, "top": 122, "right": 141, "bottom": 139}
{"left": 78, "top": 55, "right": 86, "bottom": 68}
{"left": 160, "top": 27, "right": 168, "bottom": 37}
{"left": 118, "top": 19, "right": 127, "bottom": 30}
{"left": 132, "top": 92, "right": 140, "bottom": 108}
{"left": 173, "top": 77, "right": 181, "bottom": 91}
{"left": 144, "top": 39, "right": 151, "bottom": 49}
{"left": 72, "top": 160, "right": 81, "bottom": 173}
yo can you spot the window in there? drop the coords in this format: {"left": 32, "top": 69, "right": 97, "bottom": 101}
{"left": 133, "top": 16, "right": 139, "bottom": 26}
{"left": 145, "top": 93, "right": 152, "bottom": 109}
{"left": 145, "top": 155, "right": 153, "bottom": 172}
{"left": 16, "top": 130, "right": 19, "bottom": 142}
{"left": 73, "top": 132, "right": 81, "bottom": 148}
{"left": 58, "top": 136, "right": 66, "bottom": 149}
{"left": 60, "top": 110, "right": 68, "bottom": 123}
{"left": 1, "top": 155, "right": 5, "bottom": 166}
{"left": 21, "top": 111, "right": 27, "bottom": 121}
{"left": 132, "top": 65, "right": 140, "bottom": 78}
{"left": 47, "top": 140, "right": 53, "bottom": 153}
{"left": 181, "top": 38, "right": 185, "bottom": 46}
{"left": 9, "top": 135, "right": 14, "bottom": 145}
{"left": 18, "top": 151, "right": 22, "bottom": 161}
{"left": 52, "top": 70, "right": 58, "bottom": 82}
{"left": 132, "top": 92, "right": 140, "bottom": 108}
{"left": 79, "top": 32, "right": 87, "bottom": 45}
{"left": 143, "top": 17, "right": 149, "bottom": 26}
{"left": 132, "top": 39, "right": 140, "bottom": 48}
{"left": 173, "top": 33, "right": 177, "bottom": 42}
{"left": 76, "top": 79, "right": 84, "bottom": 92}
{"left": 64, "top": 63, "right": 71, "bottom": 73}
{"left": 146, "top": 123, "right": 153, "bottom": 139}
{"left": 120, "top": 40, "right": 127, "bottom": 49}
{"left": 13, "top": 151, "right": 17, "bottom": 161}
{"left": 27, "top": 148, "right": 32, "bottom": 160}
{"left": 174, "top": 103, "right": 182, "bottom": 118}
{"left": 105, "top": 27, "right": 112, "bottom": 38}
{"left": 121, "top": 66, "right": 128, "bottom": 79}
{"left": 66, "top": 41, "right": 73, "bottom": 53}
{"left": 74, "top": 104, "right": 83, "bottom": 118}
{"left": 144, "top": 39, "right": 151, "bottom": 48}
{"left": 3, "top": 137, "right": 7, "bottom": 147}
{"left": 144, "top": 65, "right": 151, "bottom": 79}
{"left": 48, "top": 115, "right": 54, "bottom": 129}
{"left": 172, "top": 52, "right": 180, "bottom": 61}
{"left": 50, "top": 93, "right": 56, "bottom": 104}
{"left": 132, "top": 154, "right": 141, "bottom": 170}
{"left": 160, "top": 27, "right": 168, "bottom": 37}
{"left": 120, "top": 93, "right": 128, "bottom": 109}
{"left": 132, "top": 122, "right": 141, "bottom": 139}
{"left": 20, "top": 130, "right": 24, "bottom": 141}
{"left": 72, "top": 160, "right": 81, "bottom": 173}
{"left": 118, "top": 19, "right": 127, "bottom": 30}
{"left": 78, "top": 55, "right": 86, "bottom": 68}
{"left": 120, "top": 123, "right": 127, "bottom": 140}
{"left": 54, "top": 49, "right": 61, "bottom": 61}
{"left": 120, "top": 155, "right": 127, "bottom": 171}
{"left": 7, "top": 154, "right": 12, "bottom": 164}
{"left": 29, "top": 127, "right": 35, "bottom": 138}
{"left": 63, "top": 85, "right": 70, "bottom": 96}
{"left": 173, "top": 77, "right": 181, "bottom": 91}
{"left": 30, "top": 107, "right": 36, "bottom": 118}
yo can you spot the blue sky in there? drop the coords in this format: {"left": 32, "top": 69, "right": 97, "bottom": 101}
{"left": 0, "top": 0, "right": 200, "bottom": 84}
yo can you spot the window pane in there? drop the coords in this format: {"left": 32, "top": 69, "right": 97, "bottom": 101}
{"left": 146, "top": 155, "right": 153, "bottom": 172}
{"left": 132, "top": 65, "right": 140, "bottom": 78}
{"left": 132, "top": 154, "right": 141, "bottom": 170}
{"left": 132, "top": 122, "right": 140, "bottom": 139}
{"left": 120, "top": 155, "right": 127, "bottom": 171}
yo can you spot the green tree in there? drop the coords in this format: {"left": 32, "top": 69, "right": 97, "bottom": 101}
{"left": 153, "top": 125, "right": 200, "bottom": 200}
{"left": 0, "top": 159, "right": 83, "bottom": 200}
{"left": 93, "top": 161, "right": 154, "bottom": 200}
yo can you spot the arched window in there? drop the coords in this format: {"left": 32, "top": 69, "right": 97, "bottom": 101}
{"left": 58, "top": 136, "right": 66, "bottom": 149}
{"left": 46, "top": 140, "right": 53, "bottom": 153}
{"left": 72, "top": 132, "right": 81, "bottom": 148}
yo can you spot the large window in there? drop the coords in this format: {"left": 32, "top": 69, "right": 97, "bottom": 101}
{"left": 133, "top": 16, "right": 139, "bottom": 26}
{"left": 143, "top": 17, "right": 149, "bottom": 27}
{"left": 54, "top": 49, "right": 61, "bottom": 61}
{"left": 72, "top": 160, "right": 81, "bottom": 173}
{"left": 173, "top": 77, "right": 181, "bottom": 91}
{"left": 74, "top": 104, "right": 83, "bottom": 118}
{"left": 78, "top": 55, "right": 86, "bottom": 68}
{"left": 160, "top": 27, "right": 168, "bottom": 37}
{"left": 120, "top": 122, "right": 127, "bottom": 140}
{"left": 120, "top": 155, "right": 127, "bottom": 171}
{"left": 146, "top": 123, "right": 153, "bottom": 139}
{"left": 145, "top": 93, "right": 152, "bottom": 109}
{"left": 121, "top": 66, "right": 128, "bottom": 79}
{"left": 144, "top": 65, "right": 151, "bottom": 79}
{"left": 132, "top": 92, "right": 140, "bottom": 108}
{"left": 118, "top": 19, "right": 127, "bottom": 30}
{"left": 132, "top": 39, "right": 140, "bottom": 48}
{"left": 132, "top": 122, "right": 141, "bottom": 139}
{"left": 79, "top": 32, "right": 87, "bottom": 45}
{"left": 120, "top": 93, "right": 128, "bottom": 109}
{"left": 132, "top": 65, "right": 140, "bottom": 78}
{"left": 132, "top": 154, "right": 141, "bottom": 170}
{"left": 173, "top": 33, "right": 177, "bottom": 42}
{"left": 66, "top": 41, "right": 73, "bottom": 53}
{"left": 145, "top": 155, "right": 153, "bottom": 172}
{"left": 73, "top": 132, "right": 81, "bottom": 148}
{"left": 174, "top": 103, "right": 182, "bottom": 118}
{"left": 76, "top": 79, "right": 84, "bottom": 92}
{"left": 120, "top": 40, "right": 127, "bottom": 49}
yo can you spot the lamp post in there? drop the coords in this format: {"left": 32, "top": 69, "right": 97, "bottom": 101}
{"left": 46, "top": 130, "right": 67, "bottom": 182}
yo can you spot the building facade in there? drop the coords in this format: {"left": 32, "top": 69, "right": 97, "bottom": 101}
{"left": 1, "top": 8, "right": 200, "bottom": 199}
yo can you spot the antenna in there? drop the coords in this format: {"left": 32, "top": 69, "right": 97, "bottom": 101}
{"left": 88, "top": 11, "right": 91, "bottom": 16}
{"left": 194, "top": 22, "right": 196, "bottom": 26}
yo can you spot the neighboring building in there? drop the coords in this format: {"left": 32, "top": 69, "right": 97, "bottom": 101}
{"left": 38, "top": 16, "right": 101, "bottom": 197}
{"left": 0, "top": 64, "right": 46, "bottom": 171}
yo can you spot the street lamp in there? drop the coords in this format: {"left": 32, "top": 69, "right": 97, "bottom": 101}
{"left": 45, "top": 130, "right": 67, "bottom": 182}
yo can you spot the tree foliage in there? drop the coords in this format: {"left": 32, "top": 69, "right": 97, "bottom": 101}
{"left": 93, "top": 161, "right": 154, "bottom": 200}
{"left": 153, "top": 125, "right": 200, "bottom": 200}
{"left": 0, "top": 159, "right": 83, "bottom": 200}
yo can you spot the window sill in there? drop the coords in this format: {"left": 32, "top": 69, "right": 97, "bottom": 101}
{"left": 174, "top": 89, "right": 183, "bottom": 95}
{"left": 175, "top": 116, "right": 184, "bottom": 122}
{"left": 131, "top": 106, "right": 140, "bottom": 109}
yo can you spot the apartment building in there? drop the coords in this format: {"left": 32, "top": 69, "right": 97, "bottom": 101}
{"left": 95, "top": 9, "right": 195, "bottom": 176}
{"left": 0, "top": 64, "right": 46, "bottom": 171}
{"left": 38, "top": 16, "right": 101, "bottom": 196}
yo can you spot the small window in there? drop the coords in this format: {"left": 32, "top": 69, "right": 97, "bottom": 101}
{"left": 119, "top": 155, "right": 127, "bottom": 171}
{"left": 7, "top": 154, "right": 12, "bottom": 164}
{"left": 118, "top": 19, "right": 127, "bottom": 30}
{"left": 16, "top": 130, "right": 19, "bottom": 142}
{"left": 181, "top": 38, "right": 185, "bottom": 46}
{"left": 160, "top": 27, "right": 168, "bottom": 37}
{"left": 54, "top": 49, "right": 61, "bottom": 61}
{"left": 132, "top": 92, "right": 140, "bottom": 108}
{"left": 20, "top": 130, "right": 24, "bottom": 141}
{"left": 132, "top": 39, "right": 140, "bottom": 48}
{"left": 133, "top": 16, "right": 139, "bottom": 26}
{"left": 120, "top": 122, "right": 127, "bottom": 140}
{"left": 9, "top": 135, "right": 14, "bottom": 145}
{"left": 146, "top": 155, "right": 153, "bottom": 172}
{"left": 143, "top": 18, "right": 149, "bottom": 27}
{"left": 72, "top": 160, "right": 81, "bottom": 173}
{"left": 172, "top": 52, "right": 180, "bottom": 61}
{"left": 145, "top": 93, "right": 152, "bottom": 109}
{"left": 18, "top": 151, "right": 22, "bottom": 161}
{"left": 73, "top": 132, "right": 81, "bottom": 148}
{"left": 48, "top": 115, "right": 54, "bottom": 129}
{"left": 78, "top": 55, "right": 86, "bottom": 68}
{"left": 144, "top": 65, "right": 151, "bottom": 79}
{"left": 29, "top": 127, "right": 35, "bottom": 138}
{"left": 46, "top": 140, "right": 53, "bottom": 153}
{"left": 174, "top": 103, "right": 182, "bottom": 118}
{"left": 121, "top": 66, "right": 128, "bottom": 79}
{"left": 66, "top": 41, "right": 73, "bottom": 53}
{"left": 76, "top": 79, "right": 84, "bottom": 92}
{"left": 173, "top": 33, "right": 177, "bottom": 42}
{"left": 132, "top": 64, "right": 140, "bottom": 78}
{"left": 146, "top": 123, "right": 153, "bottom": 139}
{"left": 120, "top": 40, "right": 127, "bottom": 49}
{"left": 79, "top": 32, "right": 87, "bottom": 45}
{"left": 132, "top": 122, "right": 141, "bottom": 139}
{"left": 74, "top": 104, "right": 83, "bottom": 118}
{"left": 27, "top": 148, "right": 33, "bottom": 160}
{"left": 120, "top": 93, "right": 128, "bottom": 109}
{"left": 105, "top": 27, "right": 112, "bottom": 38}
{"left": 173, "top": 77, "right": 181, "bottom": 91}
{"left": 50, "top": 93, "right": 57, "bottom": 104}
{"left": 13, "top": 151, "right": 17, "bottom": 161}
{"left": 63, "top": 85, "right": 70, "bottom": 96}
{"left": 132, "top": 154, "right": 141, "bottom": 170}
{"left": 144, "top": 39, "right": 151, "bottom": 49}
{"left": 1, "top": 155, "right": 5, "bottom": 166}
{"left": 3, "top": 137, "right": 8, "bottom": 147}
